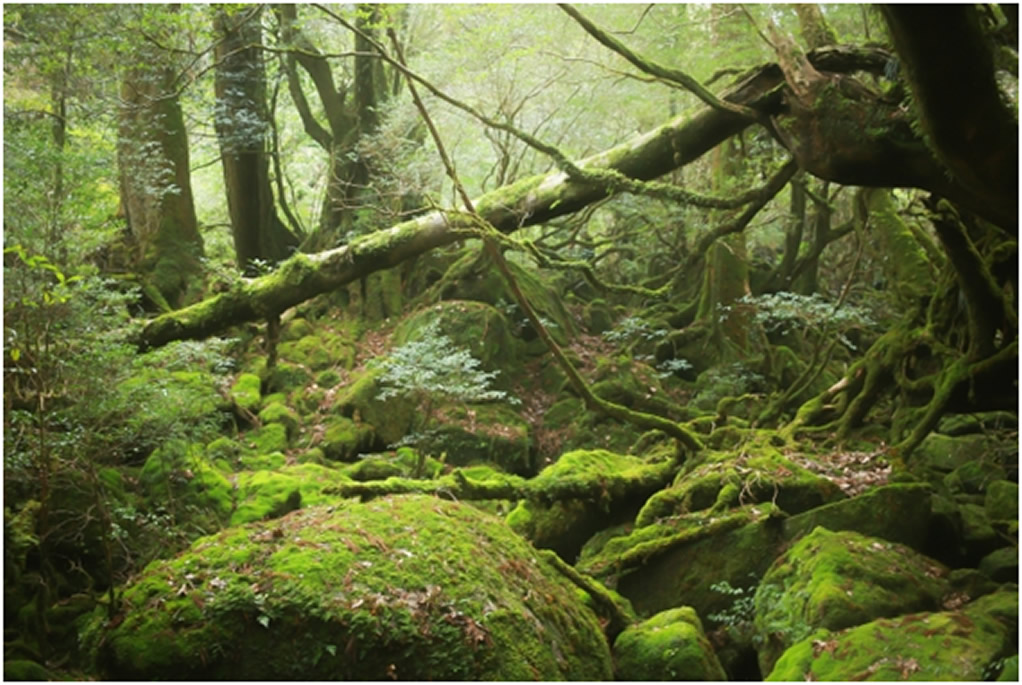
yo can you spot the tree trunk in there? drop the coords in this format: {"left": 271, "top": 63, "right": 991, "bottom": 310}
{"left": 214, "top": 5, "right": 298, "bottom": 274}
{"left": 118, "top": 35, "right": 204, "bottom": 309}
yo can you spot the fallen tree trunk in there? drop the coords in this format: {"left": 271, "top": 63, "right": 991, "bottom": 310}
{"left": 139, "top": 45, "right": 966, "bottom": 350}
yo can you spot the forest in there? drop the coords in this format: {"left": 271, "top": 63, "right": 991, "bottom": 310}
{"left": 2, "top": 3, "right": 1018, "bottom": 681}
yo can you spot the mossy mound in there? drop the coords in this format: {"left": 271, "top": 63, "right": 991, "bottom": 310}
{"left": 612, "top": 606, "right": 727, "bottom": 680}
{"left": 426, "top": 403, "right": 532, "bottom": 475}
{"left": 986, "top": 480, "right": 1019, "bottom": 521}
{"left": 392, "top": 300, "right": 520, "bottom": 380}
{"left": 257, "top": 402, "right": 301, "bottom": 440}
{"left": 602, "top": 483, "right": 934, "bottom": 621}
{"left": 229, "top": 372, "right": 262, "bottom": 414}
{"left": 753, "top": 527, "right": 951, "bottom": 675}
{"left": 766, "top": 589, "right": 1018, "bottom": 681}
{"left": 334, "top": 368, "right": 416, "bottom": 446}
{"left": 278, "top": 331, "right": 354, "bottom": 372}
{"left": 87, "top": 495, "right": 612, "bottom": 680}
{"left": 636, "top": 445, "right": 844, "bottom": 526}
{"left": 318, "top": 416, "right": 377, "bottom": 461}
{"left": 507, "top": 449, "right": 675, "bottom": 561}
{"left": 140, "top": 441, "right": 233, "bottom": 525}
{"left": 241, "top": 422, "right": 290, "bottom": 456}
{"left": 230, "top": 464, "right": 347, "bottom": 525}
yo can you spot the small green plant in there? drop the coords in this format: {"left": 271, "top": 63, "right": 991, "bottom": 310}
{"left": 736, "top": 292, "right": 876, "bottom": 351}
{"left": 602, "top": 315, "right": 668, "bottom": 346}
{"left": 375, "top": 320, "right": 517, "bottom": 477}
{"left": 707, "top": 579, "right": 757, "bottom": 627}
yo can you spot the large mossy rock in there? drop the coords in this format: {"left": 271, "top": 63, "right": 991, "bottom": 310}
{"left": 334, "top": 368, "right": 416, "bottom": 446}
{"left": 636, "top": 445, "right": 845, "bottom": 526}
{"left": 596, "top": 483, "right": 933, "bottom": 621}
{"left": 87, "top": 495, "right": 612, "bottom": 680}
{"left": 752, "top": 527, "right": 951, "bottom": 675}
{"left": 765, "top": 588, "right": 1018, "bottom": 681}
{"left": 613, "top": 606, "right": 727, "bottom": 680}
{"left": 507, "top": 449, "right": 676, "bottom": 562}
{"left": 392, "top": 300, "right": 521, "bottom": 381}
{"left": 426, "top": 402, "right": 533, "bottom": 475}
{"left": 230, "top": 464, "right": 349, "bottom": 526}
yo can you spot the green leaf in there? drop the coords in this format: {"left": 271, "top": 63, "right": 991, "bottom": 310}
{"left": 324, "top": 644, "right": 337, "bottom": 657}
{"left": 257, "top": 614, "right": 271, "bottom": 628}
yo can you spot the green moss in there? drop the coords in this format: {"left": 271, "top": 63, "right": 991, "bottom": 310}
{"left": 320, "top": 416, "right": 375, "bottom": 461}
{"left": 334, "top": 368, "right": 415, "bottom": 446}
{"left": 243, "top": 422, "right": 290, "bottom": 456}
{"left": 945, "top": 459, "right": 1006, "bottom": 495}
{"left": 229, "top": 373, "right": 262, "bottom": 413}
{"left": 985, "top": 480, "right": 1019, "bottom": 521}
{"left": 264, "top": 362, "right": 311, "bottom": 394}
{"left": 140, "top": 441, "right": 233, "bottom": 522}
{"left": 257, "top": 402, "right": 301, "bottom": 440}
{"left": 239, "top": 451, "right": 286, "bottom": 471}
{"left": 424, "top": 402, "right": 532, "bottom": 475}
{"left": 508, "top": 450, "right": 674, "bottom": 560}
{"left": 230, "top": 464, "right": 344, "bottom": 525}
{"left": 278, "top": 332, "right": 353, "bottom": 372}
{"left": 4, "top": 659, "right": 52, "bottom": 681}
{"left": 89, "top": 496, "right": 612, "bottom": 680}
{"left": 766, "top": 589, "right": 1018, "bottom": 681}
{"left": 613, "top": 606, "right": 727, "bottom": 680}
{"left": 753, "top": 527, "right": 951, "bottom": 675}
{"left": 344, "top": 455, "right": 406, "bottom": 481}
{"left": 636, "top": 441, "right": 843, "bottom": 526}
{"left": 315, "top": 369, "right": 342, "bottom": 389}
{"left": 280, "top": 317, "right": 314, "bottom": 342}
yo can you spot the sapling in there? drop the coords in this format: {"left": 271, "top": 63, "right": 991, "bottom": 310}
{"left": 375, "top": 320, "right": 517, "bottom": 477}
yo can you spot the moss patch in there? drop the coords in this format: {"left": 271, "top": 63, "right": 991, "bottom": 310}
{"left": 766, "top": 589, "right": 1018, "bottom": 681}
{"left": 87, "top": 495, "right": 612, "bottom": 680}
{"left": 613, "top": 606, "right": 727, "bottom": 680}
{"left": 229, "top": 373, "right": 262, "bottom": 414}
{"left": 753, "top": 527, "right": 951, "bottom": 675}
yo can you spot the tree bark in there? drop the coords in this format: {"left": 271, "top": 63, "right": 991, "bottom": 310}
{"left": 214, "top": 5, "right": 299, "bottom": 273}
{"left": 118, "top": 26, "right": 204, "bottom": 308}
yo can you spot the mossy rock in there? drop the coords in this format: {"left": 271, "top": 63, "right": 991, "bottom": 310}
{"left": 280, "top": 317, "right": 314, "bottom": 342}
{"left": 140, "top": 441, "right": 233, "bottom": 524}
{"left": 263, "top": 362, "right": 311, "bottom": 395}
{"left": 425, "top": 402, "right": 532, "bottom": 475}
{"left": 613, "top": 606, "right": 727, "bottom": 680}
{"left": 392, "top": 300, "right": 521, "bottom": 381}
{"left": 319, "top": 416, "right": 377, "bottom": 461}
{"left": 937, "top": 411, "right": 1017, "bottom": 436}
{"left": 766, "top": 589, "right": 1018, "bottom": 681}
{"left": 914, "top": 433, "right": 999, "bottom": 473}
{"left": 239, "top": 451, "right": 286, "bottom": 472}
{"left": 295, "top": 385, "right": 326, "bottom": 415}
{"left": 315, "top": 369, "right": 342, "bottom": 389}
{"left": 978, "top": 547, "right": 1018, "bottom": 583}
{"left": 257, "top": 402, "right": 301, "bottom": 441}
{"left": 344, "top": 454, "right": 406, "bottom": 481}
{"left": 583, "top": 299, "right": 614, "bottom": 335}
{"left": 278, "top": 331, "right": 354, "bottom": 372}
{"left": 229, "top": 373, "right": 262, "bottom": 414}
{"left": 242, "top": 422, "right": 290, "bottom": 455}
{"left": 507, "top": 449, "right": 675, "bottom": 561}
{"left": 231, "top": 464, "right": 347, "bottom": 526}
{"left": 635, "top": 445, "right": 844, "bottom": 526}
{"left": 426, "top": 250, "right": 577, "bottom": 348}
{"left": 945, "top": 459, "right": 1007, "bottom": 495}
{"left": 606, "top": 483, "right": 934, "bottom": 621}
{"left": 4, "top": 659, "right": 52, "bottom": 681}
{"left": 86, "top": 495, "right": 612, "bottom": 680}
{"left": 589, "top": 358, "right": 692, "bottom": 421}
{"left": 334, "top": 369, "right": 416, "bottom": 446}
{"left": 985, "top": 480, "right": 1019, "bottom": 521}
{"left": 753, "top": 527, "right": 951, "bottom": 675}
{"left": 206, "top": 436, "right": 242, "bottom": 467}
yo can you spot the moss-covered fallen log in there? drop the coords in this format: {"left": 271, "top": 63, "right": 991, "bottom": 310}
{"left": 137, "top": 47, "right": 901, "bottom": 350}
{"left": 323, "top": 458, "right": 677, "bottom": 504}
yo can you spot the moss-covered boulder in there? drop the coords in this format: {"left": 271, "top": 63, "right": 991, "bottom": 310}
{"left": 334, "top": 369, "right": 416, "bottom": 446}
{"left": 944, "top": 459, "right": 1007, "bottom": 495}
{"left": 242, "top": 422, "right": 290, "bottom": 456}
{"left": 613, "top": 606, "right": 727, "bottom": 680}
{"left": 230, "top": 464, "right": 347, "bottom": 525}
{"left": 507, "top": 449, "right": 676, "bottom": 561}
{"left": 979, "top": 547, "right": 1018, "bottom": 583}
{"left": 140, "top": 441, "right": 233, "bottom": 525}
{"left": 603, "top": 483, "right": 934, "bottom": 622}
{"left": 263, "top": 361, "right": 311, "bottom": 395}
{"left": 257, "top": 402, "right": 301, "bottom": 441}
{"left": 3, "top": 659, "right": 52, "bottom": 681}
{"left": 392, "top": 300, "right": 521, "bottom": 381}
{"left": 752, "top": 527, "right": 951, "bottom": 675}
{"left": 86, "top": 495, "right": 612, "bottom": 680}
{"left": 425, "top": 403, "right": 532, "bottom": 475}
{"left": 229, "top": 372, "right": 262, "bottom": 414}
{"left": 318, "top": 416, "right": 377, "bottom": 461}
{"left": 766, "top": 589, "right": 1018, "bottom": 681}
{"left": 986, "top": 480, "right": 1019, "bottom": 521}
{"left": 636, "top": 445, "right": 844, "bottom": 526}
{"left": 914, "top": 433, "right": 1000, "bottom": 473}
{"left": 278, "top": 331, "right": 354, "bottom": 372}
